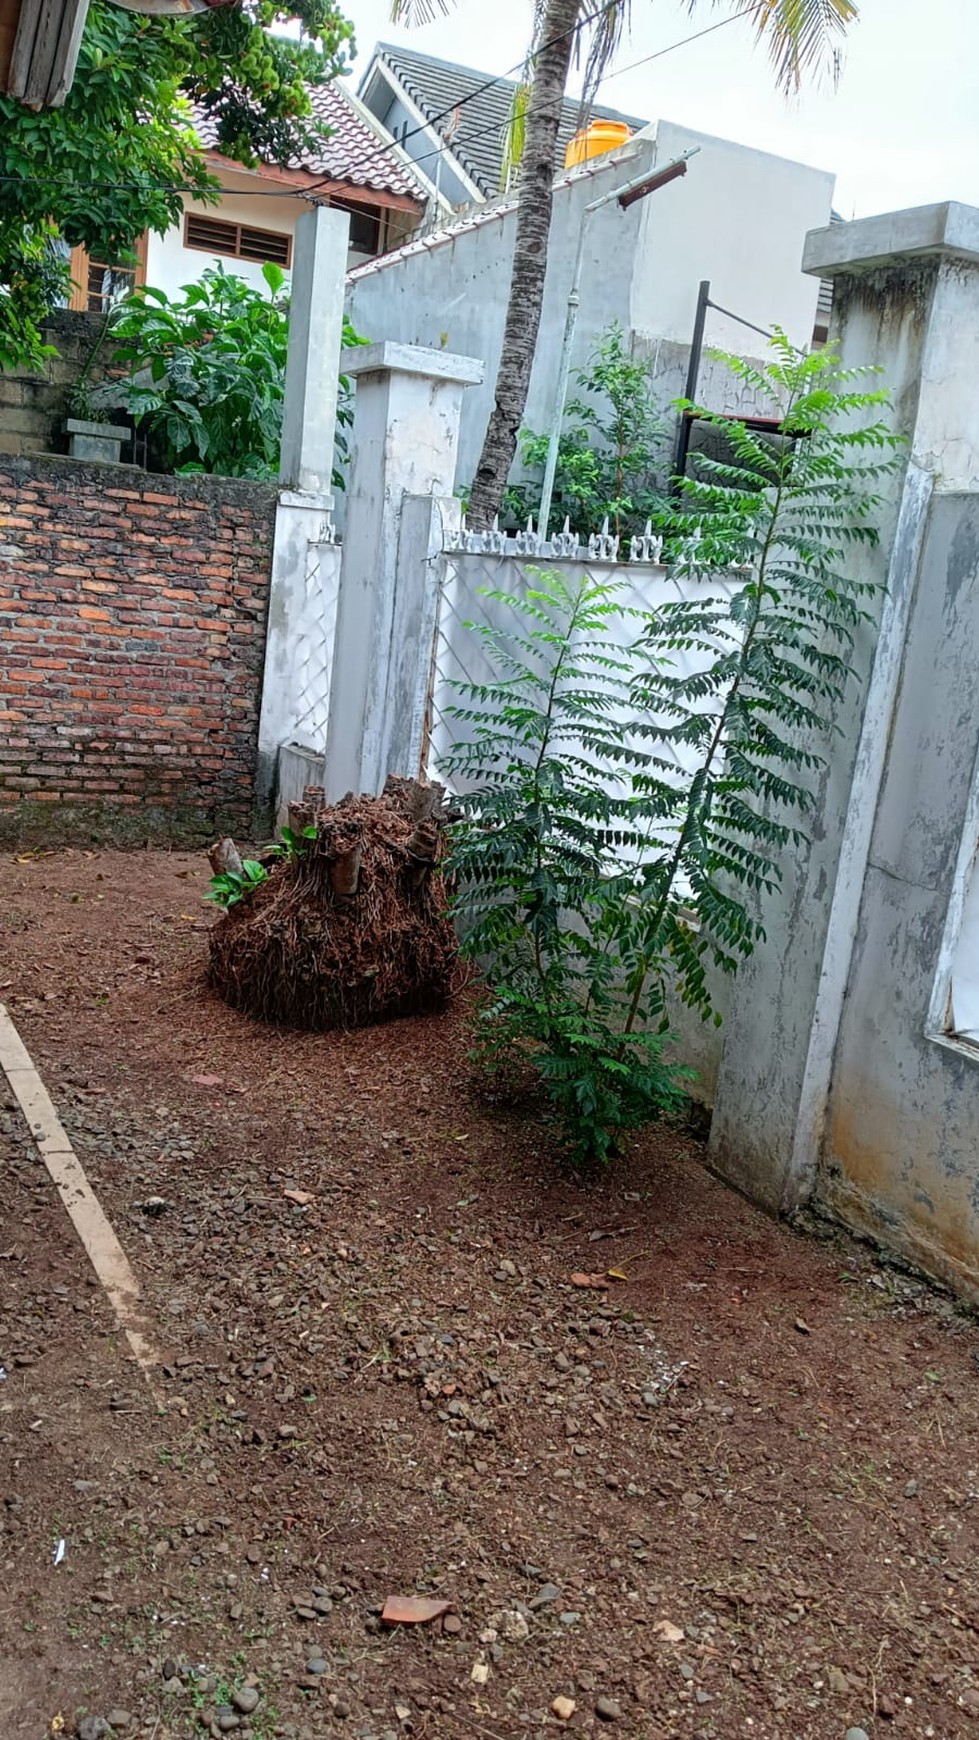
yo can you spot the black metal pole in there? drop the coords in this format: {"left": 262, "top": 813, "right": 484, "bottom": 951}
{"left": 673, "top": 278, "right": 710, "bottom": 487}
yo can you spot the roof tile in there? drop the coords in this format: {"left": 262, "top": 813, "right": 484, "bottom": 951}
{"left": 193, "top": 79, "right": 427, "bottom": 201}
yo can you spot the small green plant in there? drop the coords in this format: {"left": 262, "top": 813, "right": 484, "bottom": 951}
{"left": 204, "top": 859, "right": 268, "bottom": 909}
{"left": 109, "top": 265, "right": 366, "bottom": 481}
{"left": 446, "top": 335, "right": 902, "bottom": 1165}
{"left": 263, "top": 824, "right": 318, "bottom": 863}
{"left": 65, "top": 293, "right": 124, "bottom": 424}
{"left": 503, "top": 322, "right": 668, "bottom": 538}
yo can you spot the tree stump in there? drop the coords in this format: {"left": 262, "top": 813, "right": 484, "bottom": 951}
{"left": 207, "top": 778, "right": 457, "bottom": 1030}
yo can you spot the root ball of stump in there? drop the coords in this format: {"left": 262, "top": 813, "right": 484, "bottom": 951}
{"left": 208, "top": 782, "right": 457, "bottom": 1030}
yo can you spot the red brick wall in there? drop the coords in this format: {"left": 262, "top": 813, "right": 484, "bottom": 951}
{"left": 0, "top": 455, "right": 278, "bottom": 845}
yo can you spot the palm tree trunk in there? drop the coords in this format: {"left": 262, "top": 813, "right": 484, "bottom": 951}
{"left": 467, "top": 0, "right": 582, "bottom": 527}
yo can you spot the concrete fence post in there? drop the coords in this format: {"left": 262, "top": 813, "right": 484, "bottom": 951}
{"left": 255, "top": 205, "right": 350, "bottom": 818}
{"left": 706, "top": 201, "right": 979, "bottom": 1217}
{"left": 279, "top": 204, "right": 350, "bottom": 497}
{"left": 323, "top": 342, "right": 482, "bottom": 799}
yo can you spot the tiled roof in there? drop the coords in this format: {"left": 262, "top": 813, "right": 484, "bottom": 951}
{"left": 194, "top": 79, "right": 428, "bottom": 202}
{"left": 363, "top": 41, "right": 648, "bottom": 199}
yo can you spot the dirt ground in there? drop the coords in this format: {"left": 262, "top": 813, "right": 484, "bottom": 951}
{"left": 2, "top": 848, "right": 979, "bottom": 1740}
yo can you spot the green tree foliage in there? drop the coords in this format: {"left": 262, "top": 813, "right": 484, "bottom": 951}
{"left": 0, "top": 222, "right": 69, "bottom": 372}
{"left": 107, "top": 262, "right": 365, "bottom": 480}
{"left": 0, "top": 0, "right": 354, "bottom": 366}
{"left": 443, "top": 569, "right": 689, "bottom": 1166}
{"left": 504, "top": 322, "right": 667, "bottom": 537}
{"left": 444, "top": 337, "right": 903, "bottom": 1164}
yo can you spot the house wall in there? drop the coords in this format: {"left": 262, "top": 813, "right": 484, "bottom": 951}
{"left": 629, "top": 120, "right": 834, "bottom": 349}
{"left": 0, "top": 455, "right": 276, "bottom": 846}
{"left": 145, "top": 174, "right": 381, "bottom": 302}
{"left": 362, "top": 75, "right": 475, "bottom": 209}
{"left": 345, "top": 124, "right": 835, "bottom": 496}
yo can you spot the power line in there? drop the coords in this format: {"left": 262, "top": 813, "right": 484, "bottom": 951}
{"left": 0, "top": 3, "right": 764, "bottom": 206}
{"left": 297, "top": 0, "right": 624, "bottom": 199}
{"left": 599, "top": 1, "right": 764, "bottom": 86}
{"left": 407, "top": 5, "right": 767, "bottom": 185}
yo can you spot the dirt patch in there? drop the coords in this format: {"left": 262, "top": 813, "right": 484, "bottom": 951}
{"left": 2, "top": 848, "right": 979, "bottom": 1740}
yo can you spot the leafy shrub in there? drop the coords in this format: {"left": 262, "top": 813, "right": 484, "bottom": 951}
{"left": 503, "top": 322, "right": 668, "bottom": 538}
{"left": 445, "top": 335, "right": 903, "bottom": 1164}
{"left": 109, "top": 263, "right": 365, "bottom": 481}
{"left": 443, "top": 569, "right": 689, "bottom": 1167}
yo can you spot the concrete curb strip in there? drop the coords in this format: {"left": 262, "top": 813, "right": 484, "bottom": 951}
{"left": 0, "top": 1004, "right": 162, "bottom": 1397}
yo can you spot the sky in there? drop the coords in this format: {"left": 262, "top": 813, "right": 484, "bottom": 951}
{"left": 339, "top": 0, "right": 974, "bottom": 221}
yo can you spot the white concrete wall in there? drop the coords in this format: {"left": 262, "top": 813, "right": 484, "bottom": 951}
{"left": 630, "top": 119, "right": 835, "bottom": 351}
{"left": 144, "top": 171, "right": 378, "bottom": 302}
{"left": 346, "top": 125, "right": 835, "bottom": 493}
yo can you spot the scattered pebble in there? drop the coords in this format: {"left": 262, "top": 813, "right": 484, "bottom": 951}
{"left": 77, "top": 1720, "right": 108, "bottom": 1740}
{"left": 595, "top": 1697, "right": 622, "bottom": 1722}
{"left": 498, "top": 1611, "right": 529, "bottom": 1643}
{"left": 845, "top": 1729, "right": 870, "bottom": 1740}
{"left": 552, "top": 1696, "right": 576, "bottom": 1722}
{"left": 232, "top": 1687, "right": 260, "bottom": 1715}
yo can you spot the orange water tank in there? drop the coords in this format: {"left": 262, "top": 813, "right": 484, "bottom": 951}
{"left": 564, "top": 120, "right": 633, "bottom": 169}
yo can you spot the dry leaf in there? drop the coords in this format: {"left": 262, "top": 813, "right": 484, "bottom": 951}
{"left": 283, "top": 1189, "right": 315, "bottom": 1206}
{"left": 654, "top": 1619, "right": 685, "bottom": 1644}
{"left": 606, "top": 1266, "right": 629, "bottom": 1281}
{"left": 794, "top": 1317, "right": 812, "bottom": 1335}
{"left": 570, "top": 1271, "right": 608, "bottom": 1290}
{"left": 382, "top": 1595, "right": 452, "bottom": 1626}
{"left": 189, "top": 1072, "right": 224, "bottom": 1087}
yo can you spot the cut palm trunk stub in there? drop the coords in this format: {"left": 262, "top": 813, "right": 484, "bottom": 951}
{"left": 208, "top": 777, "right": 457, "bottom": 1031}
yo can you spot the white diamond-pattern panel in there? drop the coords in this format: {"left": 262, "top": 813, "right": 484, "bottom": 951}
{"left": 427, "top": 551, "right": 738, "bottom": 843}
{"left": 290, "top": 539, "right": 342, "bottom": 753}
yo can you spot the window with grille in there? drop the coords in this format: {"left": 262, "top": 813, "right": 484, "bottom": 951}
{"left": 184, "top": 213, "right": 292, "bottom": 267}
{"left": 69, "top": 234, "right": 147, "bottom": 313}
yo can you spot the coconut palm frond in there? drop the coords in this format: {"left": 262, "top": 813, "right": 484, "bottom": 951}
{"left": 581, "top": 0, "right": 631, "bottom": 103}
{"left": 389, "top": 0, "right": 454, "bottom": 22}
{"left": 501, "top": 78, "right": 531, "bottom": 190}
{"left": 691, "top": 0, "right": 858, "bottom": 93}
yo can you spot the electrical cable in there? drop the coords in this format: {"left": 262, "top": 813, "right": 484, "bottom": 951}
{"left": 0, "top": 2, "right": 763, "bottom": 202}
